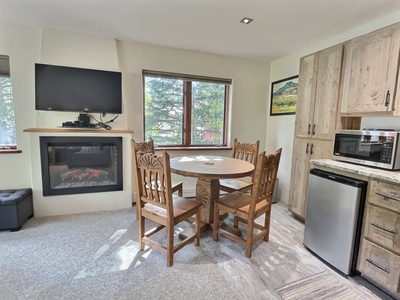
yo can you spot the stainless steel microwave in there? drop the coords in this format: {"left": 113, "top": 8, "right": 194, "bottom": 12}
{"left": 333, "top": 130, "right": 400, "bottom": 170}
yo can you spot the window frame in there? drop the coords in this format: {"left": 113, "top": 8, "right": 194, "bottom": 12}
{"left": 142, "top": 70, "right": 231, "bottom": 149}
{"left": 0, "top": 55, "right": 19, "bottom": 153}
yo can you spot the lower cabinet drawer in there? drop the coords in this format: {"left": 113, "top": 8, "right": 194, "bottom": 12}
{"left": 358, "top": 239, "right": 400, "bottom": 295}
{"left": 364, "top": 204, "right": 400, "bottom": 254}
{"left": 368, "top": 179, "right": 400, "bottom": 213}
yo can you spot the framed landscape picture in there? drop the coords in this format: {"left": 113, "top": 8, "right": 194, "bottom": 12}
{"left": 270, "top": 75, "right": 298, "bottom": 116}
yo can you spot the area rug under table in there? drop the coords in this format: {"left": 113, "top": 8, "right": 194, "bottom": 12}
{"left": 275, "top": 271, "right": 379, "bottom": 300}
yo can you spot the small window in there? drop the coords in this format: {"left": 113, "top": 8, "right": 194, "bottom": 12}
{"left": 143, "top": 70, "right": 231, "bottom": 147}
{"left": 0, "top": 55, "right": 17, "bottom": 150}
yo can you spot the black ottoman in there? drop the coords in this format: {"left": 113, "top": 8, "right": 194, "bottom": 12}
{"left": 0, "top": 188, "right": 33, "bottom": 231}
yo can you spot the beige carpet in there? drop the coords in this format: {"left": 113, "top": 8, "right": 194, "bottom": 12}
{"left": 0, "top": 208, "right": 235, "bottom": 300}
{"left": 276, "top": 271, "right": 381, "bottom": 300}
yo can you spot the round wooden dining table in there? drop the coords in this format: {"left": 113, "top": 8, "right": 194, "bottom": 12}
{"left": 170, "top": 155, "right": 254, "bottom": 226}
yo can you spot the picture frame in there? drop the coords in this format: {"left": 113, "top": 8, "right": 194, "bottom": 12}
{"left": 270, "top": 75, "right": 298, "bottom": 116}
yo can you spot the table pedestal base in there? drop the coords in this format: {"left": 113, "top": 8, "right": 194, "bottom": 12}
{"left": 178, "top": 178, "right": 243, "bottom": 239}
{"left": 196, "top": 178, "right": 220, "bottom": 224}
{"left": 178, "top": 178, "right": 219, "bottom": 239}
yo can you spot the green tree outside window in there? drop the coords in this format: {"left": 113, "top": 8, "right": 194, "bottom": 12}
{"left": 144, "top": 74, "right": 229, "bottom": 147}
{"left": 0, "top": 77, "right": 16, "bottom": 145}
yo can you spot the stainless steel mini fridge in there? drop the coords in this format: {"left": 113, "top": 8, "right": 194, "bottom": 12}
{"left": 303, "top": 169, "right": 367, "bottom": 275}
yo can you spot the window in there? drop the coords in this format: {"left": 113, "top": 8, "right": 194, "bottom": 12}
{"left": 143, "top": 70, "right": 231, "bottom": 147}
{"left": 0, "top": 55, "right": 17, "bottom": 150}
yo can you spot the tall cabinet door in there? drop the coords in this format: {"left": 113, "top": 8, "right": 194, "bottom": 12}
{"left": 289, "top": 138, "right": 311, "bottom": 218}
{"left": 294, "top": 54, "right": 318, "bottom": 138}
{"left": 313, "top": 44, "right": 344, "bottom": 140}
{"left": 289, "top": 44, "right": 343, "bottom": 219}
{"left": 289, "top": 138, "right": 333, "bottom": 219}
{"left": 295, "top": 44, "right": 343, "bottom": 140}
{"left": 341, "top": 23, "right": 400, "bottom": 114}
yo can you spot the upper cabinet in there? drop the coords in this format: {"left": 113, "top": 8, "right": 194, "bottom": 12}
{"left": 295, "top": 44, "right": 344, "bottom": 140}
{"left": 340, "top": 23, "right": 400, "bottom": 115}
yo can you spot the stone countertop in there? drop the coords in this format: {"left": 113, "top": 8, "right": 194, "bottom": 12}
{"left": 310, "top": 159, "right": 400, "bottom": 185}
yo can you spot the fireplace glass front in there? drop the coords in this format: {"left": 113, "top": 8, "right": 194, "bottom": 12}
{"left": 40, "top": 136, "right": 123, "bottom": 196}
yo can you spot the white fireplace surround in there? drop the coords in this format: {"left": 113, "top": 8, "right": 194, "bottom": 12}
{"left": 24, "top": 128, "right": 133, "bottom": 217}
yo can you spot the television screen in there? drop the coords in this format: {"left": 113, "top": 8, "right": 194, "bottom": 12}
{"left": 35, "top": 63, "right": 122, "bottom": 114}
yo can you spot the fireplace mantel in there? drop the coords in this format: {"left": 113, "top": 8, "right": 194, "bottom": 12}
{"left": 24, "top": 128, "right": 134, "bottom": 134}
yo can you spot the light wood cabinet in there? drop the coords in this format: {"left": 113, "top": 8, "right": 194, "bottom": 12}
{"left": 358, "top": 178, "right": 400, "bottom": 297}
{"left": 288, "top": 44, "right": 343, "bottom": 219}
{"left": 368, "top": 179, "right": 400, "bottom": 213}
{"left": 295, "top": 44, "right": 343, "bottom": 140}
{"left": 288, "top": 138, "right": 333, "bottom": 218}
{"left": 364, "top": 205, "right": 400, "bottom": 254}
{"left": 358, "top": 239, "right": 400, "bottom": 294}
{"left": 340, "top": 22, "right": 400, "bottom": 115}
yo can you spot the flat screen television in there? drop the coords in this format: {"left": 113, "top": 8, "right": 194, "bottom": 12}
{"left": 35, "top": 63, "right": 122, "bottom": 114}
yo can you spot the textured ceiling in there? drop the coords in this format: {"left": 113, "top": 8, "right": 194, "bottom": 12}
{"left": 1, "top": 0, "right": 400, "bottom": 61}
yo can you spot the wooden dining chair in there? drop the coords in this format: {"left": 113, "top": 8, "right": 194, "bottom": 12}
{"left": 132, "top": 139, "right": 183, "bottom": 196}
{"left": 219, "top": 138, "right": 260, "bottom": 194}
{"left": 133, "top": 150, "right": 201, "bottom": 267}
{"left": 213, "top": 148, "right": 282, "bottom": 258}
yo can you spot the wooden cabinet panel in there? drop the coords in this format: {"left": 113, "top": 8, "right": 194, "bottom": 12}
{"left": 358, "top": 178, "right": 400, "bottom": 297}
{"left": 295, "top": 44, "right": 343, "bottom": 140}
{"left": 289, "top": 44, "right": 343, "bottom": 219}
{"left": 358, "top": 239, "right": 400, "bottom": 295}
{"left": 312, "top": 45, "right": 343, "bottom": 140}
{"left": 341, "top": 23, "right": 400, "bottom": 114}
{"left": 288, "top": 138, "right": 333, "bottom": 218}
{"left": 364, "top": 204, "right": 400, "bottom": 254}
{"left": 289, "top": 138, "right": 311, "bottom": 218}
{"left": 368, "top": 179, "right": 400, "bottom": 213}
{"left": 295, "top": 54, "right": 318, "bottom": 138}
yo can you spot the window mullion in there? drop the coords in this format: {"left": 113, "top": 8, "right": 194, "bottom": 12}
{"left": 183, "top": 81, "right": 192, "bottom": 146}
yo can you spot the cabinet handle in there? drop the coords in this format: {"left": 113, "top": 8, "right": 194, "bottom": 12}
{"left": 306, "top": 143, "right": 309, "bottom": 154}
{"left": 308, "top": 124, "right": 311, "bottom": 135}
{"left": 310, "top": 143, "right": 314, "bottom": 155}
{"left": 375, "top": 192, "right": 400, "bottom": 202}
{"left": 385, "top": 90, "right": 390, "bottom": 107}
{"left": 371, "top": 222, "right": 397, "bottom": 235}
{"left": 366, "top": 259, "right": 390, "bottom": 273}
{"left": 312, "top": 124, "right": 316, "bottom": 135}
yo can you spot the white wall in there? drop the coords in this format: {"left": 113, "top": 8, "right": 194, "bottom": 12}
{"left": 267, "top": 11, "right": 400, "bottom": 205}
{"left": 0, "top": 24, "right": 270, "bottom": 211}
{"left": 116, "top": 40, "right": 269, "bottom": 145}
{"left": 24, "top": 29, "right": 132, "bottom": 216}
{"left": 36, "top": 28, "right": 127, "bottom": 129}
{"left": 0, "top": 24, "right": 41, "bottom": 189}
{"left": 116, "top": 40, "right": 270, "bottom": 195}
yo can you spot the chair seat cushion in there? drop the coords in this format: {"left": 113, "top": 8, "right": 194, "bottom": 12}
{"left": 216, "top": 191, "right": 270, "bottom": 215}
{"left": 143, "top": 196, "right": 200, "bottom": 219}
{"left": 219, "top": 178, "right": 252, "bottom": 193}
